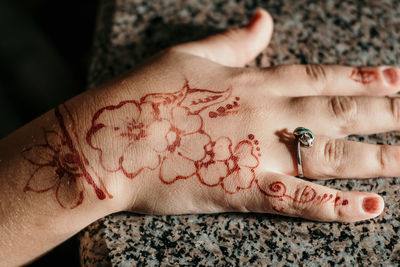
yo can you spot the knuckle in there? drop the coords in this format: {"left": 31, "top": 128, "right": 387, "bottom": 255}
{"left": 390, "top": 97, "right": 400, "bottom": 123}
{"left": 305, "top": 64, "right": 328, "bottom": 94}
{"left": 331, "top": 191, "right": 344, "bottom": 220}
{"left": 323, "top": 139, "right": 347, "bottom": 174}
{"left": 289, "top": 184, "right": 314, "bottom": 214}
{"left": 305, "top": 64, "right": 327, "bottom": 82}
{"left": 377, "top": 145, "right": 392, "bottom": 172}
{"left": 328, "top": 96, "right": 358, "bottom": 132}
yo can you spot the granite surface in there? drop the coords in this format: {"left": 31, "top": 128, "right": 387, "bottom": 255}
{"left": 79, "top": 0, "right": 400, "bottom": 265}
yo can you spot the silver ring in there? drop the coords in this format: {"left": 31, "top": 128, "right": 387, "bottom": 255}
{"left": 293, "top": 127, "right": 314, "bottom": 178}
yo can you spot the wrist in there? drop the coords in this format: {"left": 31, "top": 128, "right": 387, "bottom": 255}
{"left": 62, "top": 89, "right": 139, "bottom": 214}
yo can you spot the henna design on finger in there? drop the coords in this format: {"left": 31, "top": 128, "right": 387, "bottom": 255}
{"left": 22, "top": 104, "right": 110, "bottom": 209}
{"left": 256, "top": 180, "right": 349, "bottom": 215}
{"left": 350, "top": 67, "right": 378, "bottom": 84}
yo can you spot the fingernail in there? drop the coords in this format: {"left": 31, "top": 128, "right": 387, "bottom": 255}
{"left": 247, "top": 10, "right": 262, "bottom": 28}
{"left": 383, "top": 67, "right": 399, "bottom": 85}
{"left": 362, "top": 197, "right": 381, "bottom": 214}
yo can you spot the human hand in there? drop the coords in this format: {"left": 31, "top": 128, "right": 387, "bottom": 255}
{"left": 8, "top": 8, "right": 400, "bottom": 265}
{"left": 77, "top": 9, "right": 400, "bottom": 222}
{"left": 4, "top": 8, "right": 400, "bottom": 265}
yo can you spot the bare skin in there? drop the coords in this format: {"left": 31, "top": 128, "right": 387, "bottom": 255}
{"left": 0, "top": 9, "right": 398, "bottom": 266}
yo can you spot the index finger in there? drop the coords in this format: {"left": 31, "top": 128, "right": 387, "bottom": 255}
{"left": 253, "top": 172, "right": 384, "bottom": 222}
{"left": 263, "top": 65, "right": 400, "bottom": 97}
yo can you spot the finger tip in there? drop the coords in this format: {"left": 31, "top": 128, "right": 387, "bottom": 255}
{"left": 360, "top": 193, "right": 385, "bottom": 217}
{"left": 243, "top": 9, "right": 274, "bottom": 58}
{"left": 382, "top": 66, "right": 400, "bottom": 86}
{"left": 247, "top": 9, "right": 274, "bottom": 34}
{"left": 339, "top": 192, "right": 385, "bottom": 222}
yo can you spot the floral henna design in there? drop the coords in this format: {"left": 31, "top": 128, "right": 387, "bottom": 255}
{"left": 23, "top": 105, "right": 110, "bottom": 209}
{"left": 22, "top": 129, "right": 85, "bottom": 209}
{"left": 350, "top": 67, "right": 378, "bottom": 84}
{"left": 196, "top": 135, "right": 260, "bottom": 193}
{"left": 85, "top": 79, "right": 350, "bottom": 215}
{"left": 86, "top": 80, "right": 262, "bottom": 193}
{"left": 208, "top": 97, "right": 240, "bottom": 118}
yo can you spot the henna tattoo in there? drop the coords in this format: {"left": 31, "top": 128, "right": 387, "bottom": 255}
{"left": 256, "top": 180, "right": 349, "bottom": 214}
{"left": 305, "top": 65, "right": 326, "bottom": 80}
{"left": 208, "top": 97, "right": 240, "bottom": 118}
{"left": 350, "top": 67, "right": 378, "bottom": 84}
{"left": 86, "top": 80, "right": 261, "bottom": 194}
{"left": 85, "top": 79, "right": 349, "bottom": 213}
{"left": 248, "top": 134, "right": 262, "bottom": 157}
{"left": 22, "top": 104, "right": 111, "bottom": 209}
{"left": 23, "top": 79, "right": 350, "bottom": 213}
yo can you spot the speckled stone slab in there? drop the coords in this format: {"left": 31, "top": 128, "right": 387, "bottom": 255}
{"left": 79, "top": 0, "right": 400, "bottom": 265}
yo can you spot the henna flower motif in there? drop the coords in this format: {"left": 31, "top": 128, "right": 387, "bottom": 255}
{"left": 196, "top": 137, "right": 231, "bottom": 186}
{"left": 87, "top": 101, "right": 171, "bottom": 178}
{"left": 196, "top": 138, "right": 259, "bottom": 193}
{"left": 23, "top": 131, "right": 84, "bottom": 208}
{"left": 159, "top": 106, "right": 210, "bottom": 183}
{"left": 221, "top": 140, "right": 259, "bottom": 193}
{"left": 86, "top": 81, "right": 258, "bottom": 192}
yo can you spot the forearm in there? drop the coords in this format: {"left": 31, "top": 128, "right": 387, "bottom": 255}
{"left": 0, "top": 80, "right": 129, "bottom": 266}
{"left": 0, "top": 53, "right": 196, "bottom": 265}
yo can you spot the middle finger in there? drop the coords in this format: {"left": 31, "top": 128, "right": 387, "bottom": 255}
{"left": 288, "top": 95, "right": 400, "bottom": 137}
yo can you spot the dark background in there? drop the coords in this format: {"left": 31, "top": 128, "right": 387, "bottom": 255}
{"left": 0, "top": 0, "right": 99, "bottom": 265}
{"left": 0, "top": 0, "right": 98, "bottom": 138}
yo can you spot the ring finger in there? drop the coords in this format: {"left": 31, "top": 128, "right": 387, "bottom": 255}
{"left": 295, "top": 135, "right": 400, "bottom": 179}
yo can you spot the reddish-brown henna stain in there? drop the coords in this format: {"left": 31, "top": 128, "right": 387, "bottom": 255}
{"left": 86, "top": 80, "right": 260, "bottom": 194}
{"left": 334, "top": 196, "right": 341, "bottom": 206}
{"left": 22, "top": 105, "right": 109, "bottom": 209}
{"left": 350, "top": 68, "right": 378, "bottom": 84}
{"left": 256, "top": 180, "right": 349, "bottom": 211}
{"left": 84, "top": 79, "right": 348, "bottom": 213}
{"left": 208, "top": 97, "right": 240, "bottom": 118}
{"left": 59, "top": 105, "right": 112, "bottom": 199}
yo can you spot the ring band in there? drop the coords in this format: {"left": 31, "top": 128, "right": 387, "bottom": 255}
{"left": 293, "top": 127, "right": 314, "bottom": 178}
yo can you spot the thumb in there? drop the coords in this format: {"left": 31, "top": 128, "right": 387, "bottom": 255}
{"left": 173, "top": 9, "right": 274, "bottom": 67}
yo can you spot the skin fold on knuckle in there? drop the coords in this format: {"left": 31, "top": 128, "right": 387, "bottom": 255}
{"left": 390, "top": 97, "right": 400, "bottom": 123}
{"left": 377, "top": 145, "right": 397, "bottom": 174}
{"left": 287, "top": 183, "right": 315, "bottom": 217}
{"left": 305, "top": 64, "right": 328, "bottom": 93}
{"left": 291, "top": 186, "right": 343, "bottom": 221}
{"left": 324, "top": 191, "right": 343, "bottom": 222}
{"left": 321, "top": 139, "right": 347, "bottom": 177}
{"left": 328, "top": 96, "right": 358, "bottom": 134}
{"left": 222, "top": 190, "right": 254, "bottom": 213}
